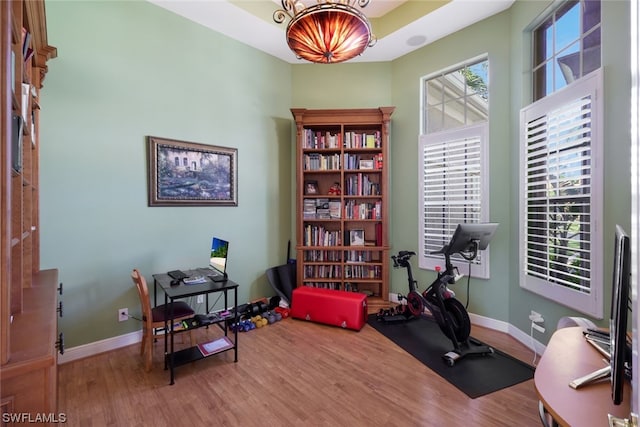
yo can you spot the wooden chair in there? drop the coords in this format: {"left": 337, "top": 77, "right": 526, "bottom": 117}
{"left": 131, "top": 269, "right": 195, "bottom": 372}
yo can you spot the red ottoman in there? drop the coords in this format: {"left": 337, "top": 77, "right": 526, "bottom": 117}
{"left": 290, "top": 286, "right": 368, "bottom": 331}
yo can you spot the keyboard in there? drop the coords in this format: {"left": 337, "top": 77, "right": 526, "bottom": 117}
{"left": 167, "top": 270, "right": 188, "bottom": 280}
{"left": 183, "top": 275, "right": 207, "bottom": 285}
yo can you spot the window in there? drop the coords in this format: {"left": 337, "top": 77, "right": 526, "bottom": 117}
{"left": 422, "top": 57, "right": 488, "bottom": 133}
{"left": 419, "top": 125, "right": 490, "bottom": 277}
{"left": 519, "top": 69, "right": 603, "bottom": 317}
{"left": 532, "top": 0, "right": 601, "bottom": 101}
{"left": 419, "top": 57, "right": 491, "bottom": 277}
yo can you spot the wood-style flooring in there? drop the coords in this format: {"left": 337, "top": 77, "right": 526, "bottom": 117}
{"left": 58, "top": 317, "right": 541, "bottom": 426}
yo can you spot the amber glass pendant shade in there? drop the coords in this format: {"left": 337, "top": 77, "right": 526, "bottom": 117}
{"left": 274, "top": 1, "right": 376, "bottom": 64}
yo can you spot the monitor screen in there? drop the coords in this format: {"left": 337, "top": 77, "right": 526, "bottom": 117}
{"left": 445, "top": 222, "right": 499, "bottom": 255}
{"left": 610, "top": 224, "right": 631, "bottom": 405}
{"left": 209, "top": 237, "right": 229, "bottom": 275}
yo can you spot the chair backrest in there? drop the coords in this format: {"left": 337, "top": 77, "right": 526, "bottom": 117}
{"left": 132, "top": 269, "right": 152, "bottom": 327}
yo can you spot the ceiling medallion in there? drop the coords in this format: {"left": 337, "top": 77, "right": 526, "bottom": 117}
{"left": 273, "top": 0, "right": 376, "bottom": 64}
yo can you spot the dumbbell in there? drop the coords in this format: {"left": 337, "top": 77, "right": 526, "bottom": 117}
{"left": 274, "top": 307, "right": 290, "bottom": 318}
{"left": 268, "top": 311, "right": 282, "bottom": 322}
{"left": 251, "top": 315, "right": 268, "bottom": 328}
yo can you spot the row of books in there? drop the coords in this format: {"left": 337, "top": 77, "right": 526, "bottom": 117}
{"left": 303, "top": 265, "right": 342, "bottom": 279}
{"left": 302, "top": 129, "right": 341, "bottom": 149}
{"left": 303, "top": 199, "right": 342, "bottom": 219}
{"left": 302, "top": 129, "right": 382, "bottom": 149}
{"left": 303, "top": 153, "right": 341, "bottom": 171}
{"left": 301, "top": 283, "right": 378, "bottom": 294}
{"left": 344, "top": 153, "right": 383, "bottom": 170}
{"left": 303, "top": 224, "right": 383, "bottom": 247}
{"left": 344, "top": 200, "right": 382, "bottom": 220}
{"left": 345, "top": 250, "right": 381, "bottom": 263}
{"left": 303, "top": 225, "right": 342, "bottom": 246}
{"left": 303, "top": 250, "right": 343, "bottom": 262}
{"left": 303, "top": 282, "right": 342, "bottom": 290}
{"left": 344, "top": 265, "right": 382, "bottom": 279}
{"left": 344, "top": 174, "right": 381, "bottom": 196}
{"left": 303, "top": 199, "right": 381, "bottom": 220}
{"left": 303, "top": 265, "right": 382, "bottom": 280}
{"left": 344, "top": 131, "right": 381, "bottom": 149}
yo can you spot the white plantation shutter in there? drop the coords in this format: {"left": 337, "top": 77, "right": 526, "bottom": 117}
{"left": 519, "top": 70, "right": 603, "bottom": 317}
{"left": 419, "top": 124, "right": 490, "bottom": 278}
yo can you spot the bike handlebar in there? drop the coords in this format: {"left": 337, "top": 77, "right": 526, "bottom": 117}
{"left": 391, "top": 251, "right": 416, "bottom": 267}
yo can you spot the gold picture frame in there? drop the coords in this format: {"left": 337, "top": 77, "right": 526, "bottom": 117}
{"left": 147, "top": 136, "right": 238, "bottom": 207}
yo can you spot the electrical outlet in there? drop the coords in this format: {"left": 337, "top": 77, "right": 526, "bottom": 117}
{"left": 529, "top": 310, "right": 544, "bottom": 323}
{"left": 118, "top": 308, "right": 128, "bottom": 322}
{"left": 197, "top": 295, "right": 204, "bottom": 304}
{"left": 389, "top": 293, "right": 400, "bottom": 303}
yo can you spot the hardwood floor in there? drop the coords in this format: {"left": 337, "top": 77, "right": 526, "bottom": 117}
{"left": 58, "top": 318, "right": 541, "bottom": 426}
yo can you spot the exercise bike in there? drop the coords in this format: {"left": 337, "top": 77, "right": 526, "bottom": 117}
{"left": 392, "top": 222, "right": 499, "bottom": 366}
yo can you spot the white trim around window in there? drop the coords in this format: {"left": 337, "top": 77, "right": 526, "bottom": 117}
{"left": 519, "top": 69, "right": 604, "bottom": 318}
{"left": 418, "top": 123, "right": 491, "bottom": 279}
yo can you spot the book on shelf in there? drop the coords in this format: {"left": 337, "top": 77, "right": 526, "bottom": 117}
{"left": 21, "top": 28, "right": 30, "bottom": 58}
{"left": 316, "top": 198, "right": 330, "bottom": 219}
{"left": 21, "top": 83, "right": 30, "bottom": 122}
{"left": 303, "top": 199, "right": 317, "bottom": 218}
{"left": 11, "top": 114, "right": 23, "bottom": 172}
{"left": 365, "top": 134, "right": 376, "bottom": 148}
{"left": 329, "top": 200, "right": 341, "bottom": 219}
{"left": 197, "top": 336, "right": 233, "bottom": 357}
{"left": 10, "top": 50, "right": 15, "bottom": 96}
{"left": 375, "top": 153, "right": 383, "bottom": 169}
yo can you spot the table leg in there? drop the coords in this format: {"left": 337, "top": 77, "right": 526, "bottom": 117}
{"left": 233, "top": 287, "right": 238, "bottom": 362}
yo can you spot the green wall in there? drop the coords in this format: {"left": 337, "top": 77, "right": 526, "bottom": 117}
{"left": 40, "top": 0, "right": 293, "bottom": 347}
{"left": 385, "top": 9, "right": 513, "bottom": 322}
{"left": 505, "top": 0, "right": 632, "bottom": 337}
{"left": 40, "top": 0, "right": 632, "bottom": 349}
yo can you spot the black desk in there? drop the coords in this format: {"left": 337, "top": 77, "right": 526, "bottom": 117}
{"left": 153, "top": 269, "right": 239, "bottom": 385}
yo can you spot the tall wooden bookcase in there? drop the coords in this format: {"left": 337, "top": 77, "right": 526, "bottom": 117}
{"left": 1, "top": 0, "right": 59, "bottom": 420}
{"left": 291, "top": 107, "right": 394, "bottom": 308}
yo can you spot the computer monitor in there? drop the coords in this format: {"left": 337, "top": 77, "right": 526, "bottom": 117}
{"left": 440, "top": 222, "right": 499, "bottom": 258}
{"left": 209, "top": 237, "right": 229, "bottom": 280}
{"left": 610, "top": 224, "right": 631, "bottom": 405}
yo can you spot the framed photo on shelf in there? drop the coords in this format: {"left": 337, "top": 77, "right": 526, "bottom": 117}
{"left": 304, "top": 180, "right": 319, "bottom": 195}
{"left": 147, "top": 136, "right": 238, "bottom": 207}
{"left": 349, "top": 229, "right": 365, "bottom": 246}
{"left": 359, "top": 159, "right": 374, "bottom": 170}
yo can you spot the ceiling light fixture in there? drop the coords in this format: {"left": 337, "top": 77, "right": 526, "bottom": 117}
{"left": 273, "top": 0, "right": 376, "bottom": 64}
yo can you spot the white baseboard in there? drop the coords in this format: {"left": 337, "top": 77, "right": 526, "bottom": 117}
{"left": 58, "top": 312, "right": 547, "bottom": 365}
{"left": 58, "top": 330, "right": 142, "bottom": 364}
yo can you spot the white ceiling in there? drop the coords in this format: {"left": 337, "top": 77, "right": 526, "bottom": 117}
{"left": 148, "top": 0, "right": 515, "bottom": 63}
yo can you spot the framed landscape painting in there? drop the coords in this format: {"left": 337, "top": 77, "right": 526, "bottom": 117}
{"left": 147, "top": 136, "right": 238, "bottom": 206}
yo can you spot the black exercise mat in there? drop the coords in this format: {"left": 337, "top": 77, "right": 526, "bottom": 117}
{"left": 367, "top": 314, "right": 535, "bottom": 398}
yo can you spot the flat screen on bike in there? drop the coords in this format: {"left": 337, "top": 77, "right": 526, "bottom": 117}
{"left": 445, "top": 223, "right": 499, "bottom": 255}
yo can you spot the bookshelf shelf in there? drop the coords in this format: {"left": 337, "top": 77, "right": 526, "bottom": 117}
{"left": 292, "top": 107, "right": 394, "bottom": 306}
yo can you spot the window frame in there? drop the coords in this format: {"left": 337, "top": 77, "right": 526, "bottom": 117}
{"left": 418, "top": 123, "right": 491, "bottom": 278}
{"left": 519, "top": 69, "right": 603, "bottom": 318}
{"left": 418, "top": 55, "right": 491, "bottom": 278}
{"left": 531, "top": 0, "right": 601, "bottom": 101}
